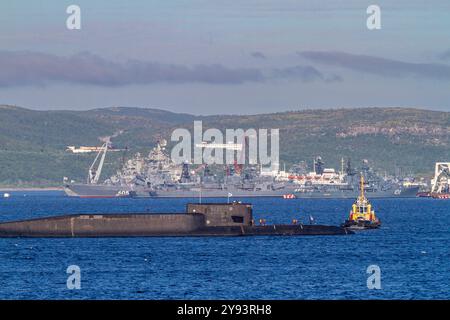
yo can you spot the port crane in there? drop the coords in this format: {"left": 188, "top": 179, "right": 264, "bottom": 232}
{"left": 87, "top": 142, "right": 109, "bottom": 184}
{"left": 431, "top": 162, "right": 450, "bottom": 193}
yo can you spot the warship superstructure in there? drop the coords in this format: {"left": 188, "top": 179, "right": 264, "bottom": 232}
{"left": 64, "top": 139, "right": 297, "bottom": 198}
{"left": 64, "top": 141, "right": 419, "bottom": 199}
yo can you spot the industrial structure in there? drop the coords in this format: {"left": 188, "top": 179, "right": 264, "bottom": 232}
{"left": 429, "top": 162, "right": 450, "bottom": 198}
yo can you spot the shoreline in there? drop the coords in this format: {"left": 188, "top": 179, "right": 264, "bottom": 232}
{"left": 0, "top": 187, "right": 63, "bottom": 192}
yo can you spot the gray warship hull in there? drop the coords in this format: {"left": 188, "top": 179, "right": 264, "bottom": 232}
{"left": 64, "top": 183, "right": 419, "bottom": 199}
{"left": 64, "top": 183, "right": 295, "bottom": 198}
{"left": 64, "top": 184, "right": 141, "bottom": 198}
{"left": 293, "top": 186, "right": 419, "bottom": 199}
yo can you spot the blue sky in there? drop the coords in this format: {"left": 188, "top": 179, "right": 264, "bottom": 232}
{"left": 1, "top": 0, "right": 450, "bottom": 114}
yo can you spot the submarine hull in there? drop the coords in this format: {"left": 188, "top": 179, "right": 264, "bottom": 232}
{"left": 0, "top": 203, "right": 352, "bottom": 237}
{"left": 0, "top": 214, "right": 351, "bottom": 237}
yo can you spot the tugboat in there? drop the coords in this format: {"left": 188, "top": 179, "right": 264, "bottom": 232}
{"left": 342, "top": 174, "right": 381, "bottom": 230}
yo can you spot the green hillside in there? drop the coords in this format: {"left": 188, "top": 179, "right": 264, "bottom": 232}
{"left": 204, "top": 108, "right": 450, "bottom": 176}
{"left": 0, "top": 105, "right": 448, "bottom": 186}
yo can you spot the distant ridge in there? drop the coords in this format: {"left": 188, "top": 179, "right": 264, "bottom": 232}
{"left": 0, "top": 105, "right": 448, "bottom": 186}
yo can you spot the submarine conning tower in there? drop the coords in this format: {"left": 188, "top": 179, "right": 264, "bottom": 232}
{"left": 186, "top": 203, "right": 253, "bottom": 227}
{"left": 0, "top": 202, "right": 352, "bottom": 237}
{"left": 0, "top": 202, "right": 254, "bottom": 237}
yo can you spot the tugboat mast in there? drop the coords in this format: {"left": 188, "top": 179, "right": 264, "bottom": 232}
{"left": 359, "top": 173, "right": 365, "bottom": 202}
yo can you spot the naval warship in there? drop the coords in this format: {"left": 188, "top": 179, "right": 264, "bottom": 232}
{"left": 290, "top": 157, "right": 419, "bottom": 199}
{"left": 64, "top": 141, "right": 419, "bottom": 199}
{"left": 64, "top": 140, "right": 298, "bottom": 198}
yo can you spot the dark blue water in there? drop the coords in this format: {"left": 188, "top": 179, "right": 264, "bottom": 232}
{"left": 0, "top": 191, "right": 448, "bottom": 299}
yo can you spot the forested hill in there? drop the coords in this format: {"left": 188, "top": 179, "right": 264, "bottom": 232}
{"left": 0, "top": 105, "right": 448, "bottom": 186}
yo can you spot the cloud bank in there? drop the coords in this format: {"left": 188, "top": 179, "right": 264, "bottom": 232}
{"left": 0, "top": 51, "right": 264, "bottom": 87}
{"left": 272, "top": 65, "right": 342, "bottom": 83}
{"left": 0, "top": 51, "right": 337, "bottom": 88}
{"left": 299, "top": 51, "right": 450, "bottom": 81}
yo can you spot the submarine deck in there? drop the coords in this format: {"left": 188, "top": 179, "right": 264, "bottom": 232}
{"left": 0, "top": 213, "right": 352, "bottom": 237}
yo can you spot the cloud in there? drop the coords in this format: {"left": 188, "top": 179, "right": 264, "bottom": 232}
{"left": 0, "top": 51, "right": 340, "bottom": 88}
{"left": 250, "top": 51, "right": 267, "bottom": 59}
{"left": 271, "top": 65, "right": 342, "bottom": 82}
{"left": 0, "top": 51, "right": 264, "bottom": 87}
{"left": 299, "top": 51, "right": 450, "bottom": 80}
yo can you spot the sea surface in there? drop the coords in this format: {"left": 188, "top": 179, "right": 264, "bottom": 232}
{"left": 0, "top": 191, "right": 448, "bottom": 300}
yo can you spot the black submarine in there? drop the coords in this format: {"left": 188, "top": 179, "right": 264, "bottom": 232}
{"left": 0, "top": 203, "right": 352, "bottom": 237}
